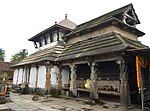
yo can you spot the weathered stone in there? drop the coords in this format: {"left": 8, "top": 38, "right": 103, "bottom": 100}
{"left": 56, "top": 66, "right": 63, "bottom": 91}
{"left": 90, "top": 62, "right": 99, "bottom": 100}
{"left": 45, "top": 65, "right": 53, "bottom": 93}
{"left": 69, "top": 64, "right": 77, "bottom": 97}
{"left": 119, "top": 58, "right": 131, "bottom": 107}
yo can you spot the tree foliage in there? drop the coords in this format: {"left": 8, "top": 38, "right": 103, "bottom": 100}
{"left": 0, "top": 48, "right": 5, "bottom": 61}
{"left": 10, "top": 49, "right": 28, "bottom": 63}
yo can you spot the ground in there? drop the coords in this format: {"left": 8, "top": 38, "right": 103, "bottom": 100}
{"left": 0, "top": 93, "right": 144, "bottom": 111}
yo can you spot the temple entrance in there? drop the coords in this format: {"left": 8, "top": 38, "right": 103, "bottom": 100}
{"left": 127, "top": 55, "right": 139, "bottom": 104}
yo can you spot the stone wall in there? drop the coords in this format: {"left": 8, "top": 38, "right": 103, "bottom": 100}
{"left": 67, "top": 26, "right": 138, "bottom": 44}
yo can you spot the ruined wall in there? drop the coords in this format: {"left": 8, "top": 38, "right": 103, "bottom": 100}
{"left": 67, "top": 26, "right": 138, "bottom": 44}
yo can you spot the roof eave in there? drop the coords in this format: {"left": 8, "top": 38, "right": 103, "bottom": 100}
{"left": 28, "top": 24, "right": 73, "bottom": 42}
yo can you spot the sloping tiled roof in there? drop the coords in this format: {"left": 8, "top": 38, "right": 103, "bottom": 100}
{"left": 65, "top": 3, "right": 141, "bottom": 38}
{"left": 56, "top": 32, "right": 148, "bottom": 61}
{"left": 13, "top": 32, "right": 148, "bottom": 66}
{"left": 13, "top": 45, "right": 65, "bottom": 66}
{"left": 0, "top": 62, "right": 13, "bottom": 72}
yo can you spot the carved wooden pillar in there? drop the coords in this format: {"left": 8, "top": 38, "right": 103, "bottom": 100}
{"left": 119, "top": 58, "right": 131, "bottom": 107}
{"left": 90, "top": 62, "right": 99, "bottom": 100}
{"left": 45, "top": 65, "right": 53, "bottom": 92}
{"left": 35, "top": 65, "right": 39, "bottom": 88}
{"left": 56, "top": 66, "right": 63, "bottom": 91}
{"left": 69, "top": 64, "right": 77, "bottom": 96}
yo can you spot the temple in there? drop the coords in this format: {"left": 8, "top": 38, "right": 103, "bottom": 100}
{"left": 12, "top": 4, "right": 150, "bottom": 107}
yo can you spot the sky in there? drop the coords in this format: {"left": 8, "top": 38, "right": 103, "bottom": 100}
{"left": 0, "top": 0, "right": 149, "bottom": 62}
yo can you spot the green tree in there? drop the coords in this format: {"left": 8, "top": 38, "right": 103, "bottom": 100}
{"left": 0, "top": 48, "right": 5, "bottom": 61}
{"left": 10, "top": 49, "right": 28, "bottom": 63}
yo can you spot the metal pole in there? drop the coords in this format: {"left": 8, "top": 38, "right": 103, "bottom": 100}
{"left": 140, "top": 69, "right": 144, "bottom": 111}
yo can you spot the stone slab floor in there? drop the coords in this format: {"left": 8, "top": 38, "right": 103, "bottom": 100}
{"left": 0, "top": 93, "right": 146, "bottom": 111}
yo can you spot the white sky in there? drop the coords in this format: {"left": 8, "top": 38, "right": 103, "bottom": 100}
{"left": 0, "top": 0, "right": 149, "bottom": 62}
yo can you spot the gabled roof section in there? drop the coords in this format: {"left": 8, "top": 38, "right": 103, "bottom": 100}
{"left": 29, "top": 24, "right": 72, "bottom": 42}
{"left": 57, "top": 32, "right": 148, "bottom": 61}
{"left": 64, "top": 3, "right": 141, "bottom": 38}
{"left": 13, "top": 45, "right": 65, "bottom": 67}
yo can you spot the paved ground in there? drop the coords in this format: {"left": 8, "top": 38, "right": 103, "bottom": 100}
{"left": 0, "top": 93, "right": 145, "bottom": 111}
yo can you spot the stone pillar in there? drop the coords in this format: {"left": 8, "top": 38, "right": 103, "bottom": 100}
{"left": 22, "top": 67, "right": 24, "bottom": 83}
{"left": 69, "top": 64, "right": 77, "bottom": 97}
{"left": 16, "top": 68, "right": 19, "bottom": 84}
{"left": 24, "top": 68, "right": 27, "bottom": 84}
{"left": 35, "top": 65, "right": 39, "bottom": 88}
{"left": 56, "top": 66, "right": 63, "bottom": 91}
{"left": 45, "top": 65, "right": 53, "bottom": 92}
{"left": 90, "top": 62, "right": 99, "bottom": 100}
{"left": 27, "top": 67, "right": 31, "bottom": 85}
{"left": 119, "top": 58, "right": 131, "bottom": 107}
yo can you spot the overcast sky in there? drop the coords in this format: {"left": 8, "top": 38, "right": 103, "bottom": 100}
{"left": 0, "top": 0, "right": 149, "bottom": 62}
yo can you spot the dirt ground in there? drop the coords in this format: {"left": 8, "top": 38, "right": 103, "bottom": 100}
{"left": 0, "top": 93, "right": 148, "bottom": 111}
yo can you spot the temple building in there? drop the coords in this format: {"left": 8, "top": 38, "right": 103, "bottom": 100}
{"left": 12, "top": 4, "right": 150, "bottom": 107}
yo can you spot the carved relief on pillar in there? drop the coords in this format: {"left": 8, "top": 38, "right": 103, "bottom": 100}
{"left": 56, "top": 66, "right": 63, "bottom": 90}
{"left": 69, "top": 64, "right": 77, "bottom": 96}
{"left": 90, "top": 62, "right": 99, "bottom": 100}
{"left": 45, "top": 65, "right": 53, "bottom": 91}
{"left": 118, "top": 57, "right": 131, "bottom": 107}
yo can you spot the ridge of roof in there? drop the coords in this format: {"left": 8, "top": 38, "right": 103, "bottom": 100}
{"left": 77, "top": 3, "right": 132, "bottom": 28}
{"left": 65, "top": 3, "right": 141, "bottom": 37}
